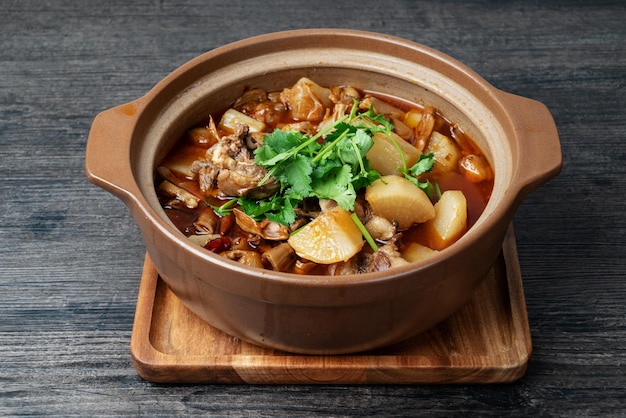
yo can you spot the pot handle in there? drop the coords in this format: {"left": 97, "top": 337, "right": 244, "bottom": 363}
{"left": 85, "top": 98, "right": 145, "bottom": 201}
{"left": 497, "top": 91, "right": 562, "bottom": 198}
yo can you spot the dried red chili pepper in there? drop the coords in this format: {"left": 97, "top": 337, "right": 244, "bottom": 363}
{"left": 204, "top": 237, "right": 231, "bottom": 253}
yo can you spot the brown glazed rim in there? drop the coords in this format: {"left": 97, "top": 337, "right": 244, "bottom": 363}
{"left": 86, "top": 29, "right": 562, "bottom": 287}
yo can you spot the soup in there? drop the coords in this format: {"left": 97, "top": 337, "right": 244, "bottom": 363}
{"left": 156, "top": 78, "right": 493, "bottom": 275}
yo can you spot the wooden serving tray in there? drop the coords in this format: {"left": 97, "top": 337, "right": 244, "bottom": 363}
{"left": 130, "top": 226, "right": 531, "bottom": 384}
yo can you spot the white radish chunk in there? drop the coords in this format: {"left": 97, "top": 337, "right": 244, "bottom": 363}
{"left": 402, "top": 242, "right": 439, "bottom": 263}
{"left": 218, "top": 108, "right": 266, "bottom": 133}
{"left": 425, "top": 131, "right": 461, "bottom": 173}
{"left": 287, "top": 207, "right": 364, "bottom": 264}
{"left": 366, "top": 132, "right": 421, "bottom": 176}
{"left": 424, "top": 190, "right": 467, "bottom": 248}
{"left": 365, "top": 175, "right": 435, "bottom": 229}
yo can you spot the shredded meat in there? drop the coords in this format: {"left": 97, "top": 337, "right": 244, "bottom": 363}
{"left": 190, "top": 122, "right": 278, "bottom": 199}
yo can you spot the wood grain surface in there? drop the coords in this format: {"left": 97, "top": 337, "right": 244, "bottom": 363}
{"left": 131, "top": 227, "right": 530, "bottom": 384}
{"left": 1, "top": 0, "right": 625, "bottom": 415}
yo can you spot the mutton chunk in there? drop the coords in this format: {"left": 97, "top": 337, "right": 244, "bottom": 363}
{"left": 190, "top": 122, "right": 279, "bottom": 199}
{"left": 367, "top": 242, "right": 409, "bottom": 271}
{"left": 326, "top": 242, "right": 408, "bottom": 276}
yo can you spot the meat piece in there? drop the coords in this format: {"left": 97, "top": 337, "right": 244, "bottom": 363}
{"left": 364, "top": 215, "right": 396, "bottom": 241}
{"left": 190, "top": 122, "right": 279, "bottom": 198}
{"left": 190, "top": 159, "right": 216, "bottom": 194}
{"left": 233, "top": 209, "right": 290, "bottom": 241}
{"left": 366, "top": 250, "right": 392, "bottom": 272}
{"left": 233, "top": 88, "right": 268, "bottom": 111}
{"left": 329, "top": 85, "right": 361, "bottom": 106}
{"left": 315, "top": 86, "right": 361, "bottom": 134}
{"left": 369, "top": 242, "right": 409, "bottom": 271}
{"left": 221, "top": 249, "right": 265, "bottom": 269}
{"left": 353, "top": 195, "right": 397, "bottom": 241}
{"left": 233, "top": 88, "right": 287, "bottom": 126}
{"left": 326, "top": 257, "right": 358, "bottom": 276}
{"left": 280, "top": 77, "right": 332, "bottom": 121}
{"left": 326, "top": 242, "right": 408, "bottom": 275}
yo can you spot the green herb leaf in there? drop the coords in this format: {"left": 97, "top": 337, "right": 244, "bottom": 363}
{"left": 238, "top": 194, "right": 298, "bottom": 226}
{"left": 274, "top": 154, "right": 313, "bottom": 197}
{"left": 360, "top": 105, "right": 395, "bottom": 132}
{"left": 351, "top": 164, "right": 381, "bottom": 191}
{"left": 255, "top": 130, "right": 311, "bottom": 166}
{"left": 265, "top": 196, "right": 297, "bottom": 226}
{"left": 311, "top": 165, "right": 356, "bottom": 210}
{"left": 408, "top": 152, "right": 436, "bottom": 177}
{"left": 210, "top": 198, "right": 238, "bottom": 216}
{"left": 399, "top": 152, "right": 438, "bottom": 199}
{"left": 337, "top": 128, "right": 373, "bottom": 165}
{"left": 241, "top": 100, "right": 398, "bottom": 225}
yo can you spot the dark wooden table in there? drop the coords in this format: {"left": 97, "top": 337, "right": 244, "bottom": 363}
{"left": 2, "top": 1, "right": 625, "bottom": 415}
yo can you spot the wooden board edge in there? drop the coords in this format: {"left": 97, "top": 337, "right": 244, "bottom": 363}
{"left": 129, "top": 226, "right": 531, "bottom": 384}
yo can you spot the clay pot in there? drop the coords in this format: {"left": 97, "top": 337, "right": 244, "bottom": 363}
{"left": 86, "top": 29, "right": 561, "bottom": 354}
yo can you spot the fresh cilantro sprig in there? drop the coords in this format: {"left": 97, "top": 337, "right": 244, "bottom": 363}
{"left": 244, "top": 101, "right": 381, "bottom": 224}
{"left": 350, "top": 212, "right": 379, "bottom": 252}
{"left": 399, "top": 152, "right": 438, "bottom": 200}
{"left": 355, "top": 105, "right": 437, "bottom": 197}
{"left": 355, "top": 107, "right": 437, "bottom": 200}
{"left": 234, "top": 99, "right": 437, "bottom": 226}
{"left": 210, "top": 198, "right": 238, "bottom": 217}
